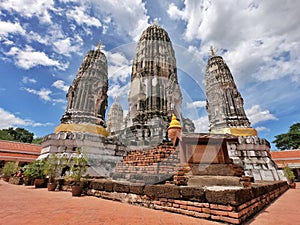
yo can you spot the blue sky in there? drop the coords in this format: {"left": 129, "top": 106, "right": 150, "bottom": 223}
{"left": 0, "top": 0, "right": 299, "bottom": 150}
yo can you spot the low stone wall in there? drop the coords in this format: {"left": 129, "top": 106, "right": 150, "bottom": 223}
{"left": 59, "top": 179, "right": 288, "bottom": 224}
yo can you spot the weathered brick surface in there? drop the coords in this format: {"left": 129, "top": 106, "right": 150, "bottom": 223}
{"left": 60, "top": 179, "right": 288, "bottom": 225}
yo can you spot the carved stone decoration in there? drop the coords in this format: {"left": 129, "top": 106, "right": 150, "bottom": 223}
{"left": 205, "top": 53, "right": 255, "bottom": 135}
{"left": 60, "top": 46, "right": 108, "bottom": 129}
{"left": 128, "top": 23, "right": 182, "bottom": 134}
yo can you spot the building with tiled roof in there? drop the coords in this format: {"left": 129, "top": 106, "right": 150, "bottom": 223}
{"left": 270, "top": 150, "right": 300, "bottom": 180}
{"left": 0, "top": 140, "right": 41, "bottom": 168}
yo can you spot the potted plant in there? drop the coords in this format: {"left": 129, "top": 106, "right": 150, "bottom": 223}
{"left": 44, "top": 153, "right": 61, "bottom": 191}
{"left": 284, "top": 166, "right": 296, "bottom": 188}
{"left": 2, "top": 162, "right": 19, "bottom": 182}
{"left": 23, "top": 160, "right": 47, "bottom": 188}
{"left": 68, "top": 148, "right": 89, "bottom": 197}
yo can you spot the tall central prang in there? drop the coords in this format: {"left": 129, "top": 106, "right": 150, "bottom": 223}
{"left": 123, "top": 23, "right": 182, "bottom": 145}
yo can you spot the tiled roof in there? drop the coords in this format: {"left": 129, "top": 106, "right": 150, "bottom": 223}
{"left": 0, "top": 140, "right": 41, "bottom": 162}
{"left": 270, "top": 150, "right": 300, "bottom": 159}
{"left": 270, "top": 150, "right": 300, "bottom": 168}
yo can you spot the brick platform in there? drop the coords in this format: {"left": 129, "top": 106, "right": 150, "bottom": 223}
{"left": 58, "top": 179, "right": 288, "bottom": 224}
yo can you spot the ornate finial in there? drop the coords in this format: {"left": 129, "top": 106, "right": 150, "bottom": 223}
{"left": 96, "top": 42, "right": 104, "bottom": 50}
{"left": 209, "top": 46, "right": 218, "bottom": 57}
{"left": 115, "top": 96, "right": 119, "bottom": 102}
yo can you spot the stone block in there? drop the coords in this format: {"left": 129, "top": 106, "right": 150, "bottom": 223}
{"left": 180, "top": 186, "right": 205, "bottom": 202}
{"left": 129, "top": 183, "right": 145, "bottom": 195}
{"left": 113, "top": 182, "right": 130, "bottom": 193}
{"left": 205, "top": 188, "right": 253, "bottom": 206}
{"left": 104, "top": 180, "right": 114, "bottom": 192}
{"left": 144, "top": 185, "right": 181, "bottom": 199}
{"left": 260, "top": 170, "right": 275, "bottom": 181}
{"left": 88, "top": 180, "right": 105, "bottom": 190}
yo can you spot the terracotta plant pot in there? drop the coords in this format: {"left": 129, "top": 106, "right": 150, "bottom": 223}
{"left": 71, "top": 186, "right": 83, "bottom": 197}
{"left": 34, "top": 178, "right": 47, "bottom": 188}
{"left": 47, "top": 182, "right": 57, "bottom": 191}
{"left": 2, "top": 175, "right": 10, "bottom": 182}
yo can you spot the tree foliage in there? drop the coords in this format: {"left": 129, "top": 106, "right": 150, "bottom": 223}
{"left": 273, "top": 123, "right": 300, "bottom": 150}
{"left": 0, "top": 127, "right": 34, "bottom": 143}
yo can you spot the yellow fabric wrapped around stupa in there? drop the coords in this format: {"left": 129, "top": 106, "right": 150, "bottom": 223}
{"left": 55, "top": 123, "right": 109, "bottom": 137}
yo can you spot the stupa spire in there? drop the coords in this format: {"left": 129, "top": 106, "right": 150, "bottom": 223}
{"left": 205, "top": 48, "right": 257, "bottom": 136}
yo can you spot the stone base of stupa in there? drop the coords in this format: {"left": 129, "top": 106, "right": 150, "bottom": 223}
{"left": 39, "top": 131, "right": 127, "bottom": 177}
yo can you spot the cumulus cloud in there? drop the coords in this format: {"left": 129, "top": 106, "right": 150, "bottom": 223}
{"left": 167, "top": 0, "right": 300, "bottom": 86}
{"left": 0, "top": 0, "right": 54, "bottom": 23}
{"left": 107, "top": 83, "right": 130, "bottom": 98}
{"left": 192, "top": 116, "right": 209, "bottom": 133}
{"left": 66, "top": 5, "right": 102, "bottom": 27}
{"left": 186, "top": 100, "right": 206, "bottom": 109}
{"left": 105, "top": 51, "right": 132, "bottom": 83}
{"left": 52, "top": 80, "right": 69, "bottom": 92}
{"left": 246, "top": 105, "right": 277, "bottom": 125}
{"left": 6, "top": 46, "right": 64, "bottom": 70}
{"left": 24, "top": 88, "right": 52, "bottom": 101}
{"left": 0, "top": 107, "right": 52, "bottom": 129}
{"left": 22, "top": 76, "right": 37, "bottom": 84}
{"left": 0, "top": 20, "right": 26, "bottom": 37}
{"left": 53, "top": 36, "right": 82, "bottom": 56}
{"left": 255, "top": 126, "right": 270, "bottom": 132}
{"left": 85, "top": 0, "right": 149, "bottom": 41}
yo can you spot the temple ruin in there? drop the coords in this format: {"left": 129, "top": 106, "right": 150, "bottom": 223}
{"left": 39, "top": 23, "right": 288, "bottom": 224}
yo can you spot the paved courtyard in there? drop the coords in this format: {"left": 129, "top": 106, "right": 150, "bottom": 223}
{"left": 0, "top": 180, "right": 299, "bottom": 225}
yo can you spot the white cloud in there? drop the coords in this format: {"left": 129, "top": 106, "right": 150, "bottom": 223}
{"left": 66, "top": 6, "right": 101, "bottom": 27}
{"left": 0, "top": 20, "right": 26, "bottom": 37}
{"left": 105, "top": 51, "right": 132, "bottom": 83}
{"left": 25, "top": 88, "right": 52, "bottom": 101}
{"left": 0, "top": 107, "right": 52, "bottom": 129}
{"left": 246, "top": 105, "right": 277, "bottom": 125}
{"left": 81, "top": 0, "right": 149, "bottom": 41}
{"left": 186, "top": 100, "right": 206, "bottom": 109}
{"left": 255, "top": 126, "right": 270, "bottom": 132}
{"left": 0, "top": 0, "right": 54, "bottom": 23}
{"left": 22, "top": 76, "right": 37, "bottom": 84}
{"left": 192, "top": 116, "right": 209, "bottom": 133}
{"left": 168, "top": 0, "right": 300, "bottom": 86}
{"left": 6, "top": 46, "right": 64, "bottom": 70}
{"left": 107, "top": 83, "right": 130, "bottom": 98}
{"left": 53, "top": 37, "right": 82, "bottom": 56}
{"left": 52, "top": 80, "right": 69, "bottom": 92}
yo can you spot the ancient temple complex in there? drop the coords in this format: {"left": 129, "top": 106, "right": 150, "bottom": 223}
{"left": 40, "top": 23, "right": 284, "bottom": 182}
{"left": 35, "top": 23, "right": 290, "bottom": 225}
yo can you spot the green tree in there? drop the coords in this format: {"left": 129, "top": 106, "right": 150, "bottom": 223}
{"left": 0, "top": 127, "right": 34, "bottom": 143}
{"left": 32, "top": 137, "right": 43, "bottom": 145}
{"left": 273, "top": 123, "right": 300, "bottom": 150}
{"left": 0, "top": 130, "right": 14, "bottom": 141}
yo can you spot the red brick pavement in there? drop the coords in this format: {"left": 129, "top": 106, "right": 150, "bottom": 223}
{"left": 246, "top": 182, "right": 300, "bottom": 225}
{"left": 1, "top": 180, "right": 300, "bottom": 225}
{"left": 0, "top": 180, "right": 219, "bottom": 225}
